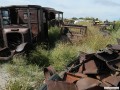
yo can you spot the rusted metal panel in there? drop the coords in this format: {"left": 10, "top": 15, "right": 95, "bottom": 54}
{"left": 60, "top": 24, "right": 87, "bottom": 43}
{"left": 47, "top": 80, "right": 77, "bottom": 90}
{"left": 18, "top": 9, "right": 28, "bottom": 24}
{"left": 29, "top": 9, "right": 38, "bottom": 22}
{"left": 102, "top": 75, "right": 120, "bottom": 86}
{"left": 64, "top": 72, "right": 87, "bottom": 83}
{"left": 78, "top": 60, "right": 98, "bottom": 74}
{"left": 76, "top": 77, "right": 101, "bottom": 90}
{"left": 44, "top": 66, "right": 56, "bottom": 83}
{"left": 31, "top": 24, "right": 39, "bottom": 37}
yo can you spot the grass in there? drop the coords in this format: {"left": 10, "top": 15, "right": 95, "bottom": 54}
{"left": 3, "top": 21, "right": 120, "bottom": 89}
{"left": 49, "top": 43, "right": 78, "bottom": 71}
{"left": 4, "top": 55, "right": 44, "bottom": 90}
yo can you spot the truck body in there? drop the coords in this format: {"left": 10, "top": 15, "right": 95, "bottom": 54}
{"left": 0, "top": 5, "right": 63, "bottom": 60}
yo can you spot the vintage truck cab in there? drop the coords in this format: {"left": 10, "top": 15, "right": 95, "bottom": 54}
{"left": 0, "top": 5, "right": 49, "bottom": 49}
{"left": 0, "top": 5, "right": 63, "bottom": 60}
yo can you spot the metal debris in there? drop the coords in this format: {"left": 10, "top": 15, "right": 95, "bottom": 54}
{"left": 40, "top": 43, "right": 120, "bottom": 90}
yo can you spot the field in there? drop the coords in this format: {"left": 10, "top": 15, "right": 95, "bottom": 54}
{"left": 0, "top": 21, "right": 120, "bottom": 90}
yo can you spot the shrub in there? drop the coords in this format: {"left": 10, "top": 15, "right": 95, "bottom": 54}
{"left": 28, "top": 47, "right": 50, "bottom": 67}
{"left": 49, "top": 43, "right": 78, "bottom": 71}
{"left": 48, "top": 26, "right": 61, "bottom": 44}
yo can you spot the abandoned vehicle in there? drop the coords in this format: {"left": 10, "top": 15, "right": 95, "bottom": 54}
{"left": 0, "top": 5, "right": 63, "bottom": 60}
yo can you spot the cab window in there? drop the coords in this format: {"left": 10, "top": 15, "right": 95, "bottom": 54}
{"left": 2, "top": 10, "right": 10, "bottom": 25}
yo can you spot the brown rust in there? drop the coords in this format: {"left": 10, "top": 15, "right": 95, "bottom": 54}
{"left": 47, "top": 80, "right": 77, "bottom": 90}
{"left": 44, "top": 66, "right": 56, "bottom": 83}
{"left": 78, "top": 60, "right": 98, "bottom": 74}
{"left": 76, "top": 77, "right": 101, "bottom": 90}
{"left": 64, "top": 72, "right": 87, "bottom": 83}
{"left": 101, "top": 75, "right": 120, "bottom": 86}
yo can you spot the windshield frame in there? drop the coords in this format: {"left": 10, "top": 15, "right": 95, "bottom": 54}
{"left": 1, "top": 8, "right": 29, "bottom": 28}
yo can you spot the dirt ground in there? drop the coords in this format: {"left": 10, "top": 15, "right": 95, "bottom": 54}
{"left": 0, "top": 67, "right": 10, "bottom": 90}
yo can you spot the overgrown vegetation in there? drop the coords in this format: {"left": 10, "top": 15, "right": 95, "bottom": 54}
{"left": 2, "top": 20, "right": 120, "bottom": 90}
{"left": 48, "top": 26, "right": 61, "bottom": 47}
{"left": 4, "top": 55, "right": 44, "bottom": 90}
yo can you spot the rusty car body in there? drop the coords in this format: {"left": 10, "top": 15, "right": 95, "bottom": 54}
{"left": 40, "top": 42, "right": 120, "bottom": 90}
{"left": 0, "top": 5, "right": 63, "bottom": 60}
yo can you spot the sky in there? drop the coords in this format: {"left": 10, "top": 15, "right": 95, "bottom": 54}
{"left": 0, "top": 0, "right": 120, "bottom": 21}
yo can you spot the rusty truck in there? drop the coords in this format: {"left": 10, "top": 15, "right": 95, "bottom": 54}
{"left": 0, "top": 5, "right": 63, "bottom": 60}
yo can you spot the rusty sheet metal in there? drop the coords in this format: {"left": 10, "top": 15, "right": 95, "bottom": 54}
{"left": 95, "top": 49, "right": 120, "bottom": 72}
{"left": 64, "top": 72, "right": 87, "bottom": 83}
{"left": 78, "top": 60, "right": 98, "bottom": 74}
{"left": 40, "top": 74, "right": 62, "bottom": 90}
{"left": 76, "top": 77, "right": 102, "bottom": 90}
{"left": 47, "top": 80, "right": 77, "bottom": 90}
{"left": 101, "top": 75, "right": 120, "bottom": 86}
{"left": 44, "top": 66, "right": 56, "bottom": 83}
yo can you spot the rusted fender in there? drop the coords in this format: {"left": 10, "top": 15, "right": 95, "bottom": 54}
{"left": 0, "top": 48, "right": 15, "bottom": 60}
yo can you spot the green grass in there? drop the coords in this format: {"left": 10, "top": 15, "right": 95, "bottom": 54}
{"left": 49, "top": 43, "right": 78, "bottom": 71}
{"left": 4, "top": 55, "right": 44, "bottom": 90}
{"left": 4, "top": 21, "right": 120, "bottom": 89}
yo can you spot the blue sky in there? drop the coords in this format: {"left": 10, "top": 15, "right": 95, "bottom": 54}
{"left": 0, "top": 0, "right": 120, "bottom": 21}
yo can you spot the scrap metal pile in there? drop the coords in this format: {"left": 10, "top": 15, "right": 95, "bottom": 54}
{"left": 40, "top": 43, "right": 120, "bottom": 90}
